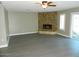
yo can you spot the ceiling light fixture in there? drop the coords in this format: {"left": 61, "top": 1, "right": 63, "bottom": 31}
{"left": 35, "top": 1, "right": 56, "bottom": 9}
{"left": 41, "top": 1, "right": 48, "bottom": 9}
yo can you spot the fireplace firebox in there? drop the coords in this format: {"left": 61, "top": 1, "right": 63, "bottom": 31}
{"left": 43, "top": 24, "right": 52, "bottom": 30}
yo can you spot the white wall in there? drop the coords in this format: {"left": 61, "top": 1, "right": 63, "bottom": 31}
{"left": 58, "top": 7, "right": 79, "bottom": 37}
{"left": 0, "top": 4, "right": 9, "bottom": 48}
{"left": 8, "top": 12, "right": 38, "bottom": 35}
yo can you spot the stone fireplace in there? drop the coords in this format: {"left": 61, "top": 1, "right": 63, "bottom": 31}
{"left": 38, "top": 12, "right": 57, "bottom": 32}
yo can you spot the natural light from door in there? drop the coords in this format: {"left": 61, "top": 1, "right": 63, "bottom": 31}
{"left": 71, "top": 14, "right": 79, "bottom": 38}
{"left": 72, "top": 14, "right": 79, "bottom": 33}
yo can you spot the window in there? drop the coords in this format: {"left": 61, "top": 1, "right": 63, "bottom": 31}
{"left": 59, "top": 14, "right": 65, "bottom": 30}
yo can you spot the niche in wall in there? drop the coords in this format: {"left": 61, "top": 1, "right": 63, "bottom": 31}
{"left": 38, "top": 12, "right": 57, "bottom": 32}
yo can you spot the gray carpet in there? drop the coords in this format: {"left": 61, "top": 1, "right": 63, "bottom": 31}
{"left": 0, "top": 33, "right": 79, "bottom": 57}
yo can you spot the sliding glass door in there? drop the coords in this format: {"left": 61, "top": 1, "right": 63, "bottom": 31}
{"left": 71, "top": 13, "right": 79, "bottom": 39}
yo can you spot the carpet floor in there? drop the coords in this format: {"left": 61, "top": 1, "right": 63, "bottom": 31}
{"left": 0, "top": 33, "right": 79, "bottom": 57}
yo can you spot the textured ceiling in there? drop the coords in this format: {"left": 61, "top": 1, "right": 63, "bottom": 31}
{"left": 1, "top": 1, "right": 79, "bottom": 12}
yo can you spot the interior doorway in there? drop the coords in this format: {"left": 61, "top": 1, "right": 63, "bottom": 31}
{"left": 70, "top": 12, "right": 79, "bottom": 39}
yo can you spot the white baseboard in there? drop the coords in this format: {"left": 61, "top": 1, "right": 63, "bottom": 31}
{"left": 57, "top": 33, "right": 70, "bottom": 38}
{"left": 0, "top": 44, "right": 8, "bottom": 48}
{"left": 38, "top": 31, "right": 57, "bottom": 35}
{"left": 9, "top": 31, "right": 38, "bottom": 36}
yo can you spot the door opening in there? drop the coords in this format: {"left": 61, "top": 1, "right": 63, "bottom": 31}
{"left": 71, "top": 13, "right": 79, "bottom": 39}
